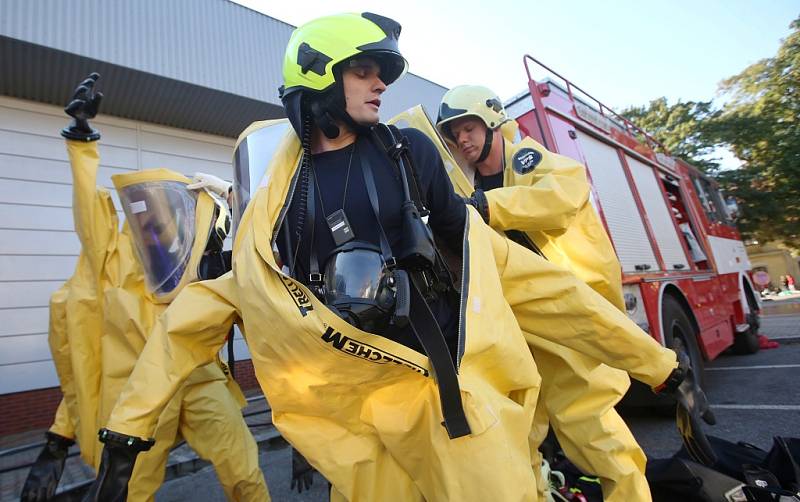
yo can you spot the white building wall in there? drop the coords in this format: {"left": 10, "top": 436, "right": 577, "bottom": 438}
{"left": 0, "top": 96, "right": 246, "bottom": 394}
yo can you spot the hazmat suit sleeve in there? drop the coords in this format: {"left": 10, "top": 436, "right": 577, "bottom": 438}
{"left": 485, "top": 143, "right": 590, "bottom": 233}
{"left": 47, "top": 285, "right": 75, "bottom": 419}
{"left": 65, "top": 140, "right": 115, "bottom": 280}
{"left": 104, "top": 273, "right": 240, "bottom": 438}
{"left": 49, "top": 399, "right": 75, "bottom": 439}
{"left": 492, "top": 229, "right": 677, "bottom": 387}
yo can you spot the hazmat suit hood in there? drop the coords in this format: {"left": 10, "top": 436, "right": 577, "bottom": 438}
{"left": 112, "top": 169, "right": 218, "bottom": 303}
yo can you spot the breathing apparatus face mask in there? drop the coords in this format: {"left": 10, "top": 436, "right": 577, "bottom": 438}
{"left": 321, "top": 242, "right": 404, "bottom": 334}
{"left": 118, "top": 180, "right": 197, "bottom": 298}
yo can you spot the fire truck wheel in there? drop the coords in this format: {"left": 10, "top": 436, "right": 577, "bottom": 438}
{"left": 731, "top": 315, "right": 760, "bottom": 355}
{"left": 662, "top": 295, "right": 707, "bottom": 390}
{"left": 732, "top": 289, "right": 761, "bottom": 355}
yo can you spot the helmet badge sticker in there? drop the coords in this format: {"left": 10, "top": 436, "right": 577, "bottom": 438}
{"left": 512, "top": 148, "right": 543, "bottom": 175}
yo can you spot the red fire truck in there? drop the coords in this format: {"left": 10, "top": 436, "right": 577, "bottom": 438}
{"left": 505, "top": 56, "right": 761, "bottom": 389}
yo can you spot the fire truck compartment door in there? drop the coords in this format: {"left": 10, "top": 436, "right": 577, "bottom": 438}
{"left": 574, "top": 130, "right": 659, "bottom": 273}
{"left": 626, "top": 155, "right": 690, "bottom": 271}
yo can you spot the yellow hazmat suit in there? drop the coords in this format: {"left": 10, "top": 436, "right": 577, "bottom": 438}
{"left": 65, "top": 139, "right": 269, "bottom": 501}
{"left": 395, "top": 106, "right": 665, "bottom": 501}
{"left": 105, "top": 122, "right": 543, "bottom": 502}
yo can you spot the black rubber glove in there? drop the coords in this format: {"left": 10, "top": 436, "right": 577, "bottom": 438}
{"left": 61, "top": 73, "right": 103, "bottom": 141}
{"left": 657, "top": 352, "right": 717, "bottom": 466}
{"left": 82, "top": 429, "right": 154, "bottom": 502}
{"left": 19, "top": 431, "right": 74, "bottom": 502}
{"left": 463, "top": 189, "right": 489, "bottom": 224}
{"left": 290, "top": 447, "right": 314, "bottom": 493}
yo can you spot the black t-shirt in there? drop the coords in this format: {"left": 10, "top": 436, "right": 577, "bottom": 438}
{"left": 476, "top": 170, "right": 504, "bottom": 191}
{"left": 276, "top": 127, "right": 466, "bottom": 353}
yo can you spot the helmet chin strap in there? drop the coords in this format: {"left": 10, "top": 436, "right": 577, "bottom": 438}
{"left": 309, "top": 78, "right": 371, "bottom": 140}
{"left": 476, "top": 127, "right": 493, "bottom": 163}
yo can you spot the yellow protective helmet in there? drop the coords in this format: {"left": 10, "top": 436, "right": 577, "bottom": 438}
{"left": 436, "top": 85, "right": 510, "bottom": 142}
{"left": 280, "top": 13, "right": 408, "bottom": 139}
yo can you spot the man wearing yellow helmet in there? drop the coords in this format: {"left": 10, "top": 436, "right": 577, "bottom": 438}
{"left": 86, "top": 13, "right": 544, "bottom": 501}
{"left": 436, "top": 85, "right": 717, "bottom": 502}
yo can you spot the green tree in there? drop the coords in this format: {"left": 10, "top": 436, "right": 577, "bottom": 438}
{"left": 620, "top": 98, "right": 721, "bottom": 172}
{"left": 713, "top": 17, "right": 800, "bottom": 248}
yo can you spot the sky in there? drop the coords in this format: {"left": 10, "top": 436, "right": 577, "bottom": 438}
{"left": 232, "top": 0, "right": 797, "bottom": 168}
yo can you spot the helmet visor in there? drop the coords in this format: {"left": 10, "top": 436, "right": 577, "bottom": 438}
{"left": 344, "top": 53, "right": 407, "bottom": 87}
{"left": 323, "top": 247, "right": 385, "bottom": 303}
{"left": 118, "top": 180, "right": 197, "bottom": 298}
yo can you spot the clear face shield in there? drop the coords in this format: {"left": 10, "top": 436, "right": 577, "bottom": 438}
{"left": 232, "top": 120, "right": 292, "bottom": 235}
{"left": 118, "top": 180, "right": 198, "bottom": 299}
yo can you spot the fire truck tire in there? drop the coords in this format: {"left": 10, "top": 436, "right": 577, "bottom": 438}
{"left": 732, "top": 315, "right": 760, "bottom": 355}
{"left": 732, "top": 289, "right": 761, "bottom": 355}
{"left": 662, "top": 295, "right": 707, "bottom": 389}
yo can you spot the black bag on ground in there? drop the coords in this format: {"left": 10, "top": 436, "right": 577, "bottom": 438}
{"left": 647, "top": 456, "right": 748, "bottom": 502}
{"left": 765, "top": 437, "right": 800, "bottom": 493}
{"left": 648, "top": 435, "right": 800, "bottom": 502}
{"left": 676, "top": 435, "right": 768, "bottom": 481}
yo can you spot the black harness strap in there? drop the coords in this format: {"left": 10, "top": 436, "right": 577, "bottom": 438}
{"left": 359, "top": 154, "right": 395, "bottom": 266}
{"left": 305, "top": 165, "right": 322, "bottom": 290}
{"left": 505, "top": 229, "right": 546, "bottom": 258}
{"left": 407, "top": 271, "right": 471, "bottom": 438}
{"left": 371, "top": 124, "right": 429, "bottom": 215}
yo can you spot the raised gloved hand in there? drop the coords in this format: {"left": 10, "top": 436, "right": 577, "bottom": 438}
{"left": 81, "top": 429, "right": 154, "bottom": 502}
{"left": 463, "top": 189, "right": 489, "bottom": 224}
{"left": 61, "top": 73, "right": 103, "bottom": 141}
{"left": 656, "top": 352, "right": 717, "bottom": 466}
{"left": 19, "top": 431, "right": 74, "bottom": 501}
{"left": 290, "top": 447, "right": 315, "bottom": 493}
{"left": 187, "top": 172, "right": 232, "bottom": 199}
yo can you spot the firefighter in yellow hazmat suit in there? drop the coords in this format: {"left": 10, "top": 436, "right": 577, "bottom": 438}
{"left": 427, "top": 84, "right": 649, "bottom": 501}
{"left": 88, "top": 12, "right": 545, "bottom": 501}
{"left": 50, "top": 73, "right": 269, "bottom": 502}
{"left": 433, "top": 84, "right": 715, "bottom": 500}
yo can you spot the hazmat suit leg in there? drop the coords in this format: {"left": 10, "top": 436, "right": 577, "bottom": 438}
{"left": 530, "top": 336, "right": 650, "bottom": 502}
{"left": 179, "top": 379, "right": 270, "bottom": 501}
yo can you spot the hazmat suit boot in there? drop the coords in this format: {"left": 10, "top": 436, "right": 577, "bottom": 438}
{"left": 99, "top": 119, "right": 543, "bottom": 502}
{"left": 396, "top": 105, "right": 671, "bottom": 501}
{"left": 65, "top": 138, "right": 269, "bottom": 501}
